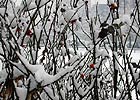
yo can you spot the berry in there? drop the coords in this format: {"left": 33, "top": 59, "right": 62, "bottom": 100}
{"left": 16, "top": 27, "right": 21, "bottom": 32}
{"left": 70, "top": 19, "right": 77, "bottom": 24}
{"left": 90, "top": 64, "right": 94, "bottom": 68}
{"left": 60, "top": 41, "right": 64, "bottom": 45}
{"left": 21, "top": 44, "right": 26, "bottom": 48}
{"left": 26, "top": 29, "right": 32, "bottom": 37}
{"left": 80, "top": 73, "right": 85, "bottom": 78}
{"left": 110, "top": 3, "right": 118, "bottom": 10}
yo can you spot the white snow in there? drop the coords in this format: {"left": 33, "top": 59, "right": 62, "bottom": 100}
{"left": 42, "top": 67, "right": 74, "bottom": 86}
{"left": 19, "top": 0, "right": 53, "bottom": 11}
{"left": 15, "top": 87, "right": 27, "bottom": 100}
{"left": 35, "top": 68, "right": 53, "bottom": 84}
{"left": 137, "top": 82, "right": 140, "bottom": 93}
{"left": 27, "top": 75, "right": 38, "bottom": 91}
{"left": 108, "top": 0, "right": 114, "bottom": 4}
{"left": 0, "top": 8, "right": 5, "bottom": 16}
{"left": 16, "top": 50, "right": 75, "bottom": 86}
{"left": 60, "top": 89, "right": 66, "bottom": 99}
{"left": 0, "top": 47, "right": 4, "bottom": 55}
{"left": 34, "top": 27, "right": 42, "bottom": 41}
{"left": 133, "top": 72, "right": 139, "bottom": 81}
{"left": 65, "top": 55, "right": 80, "bottom": 65}
{"left": 10, "top": 62, "right": 28, "bottom": 78}
{"left": 16, "top": 51, "right": 44, "bottom": 73}
{"left": 113, "top": 19, "right": 121, "bottom": 25}
{"left": 113, "top": 51, "right": 119, "bottom": 70}
{"left": 44, "top": 86, "right": 59, "bottom": 100}
{"left": 0, "top": 69, "right": 7, "bottom": 83}
{"left": 121, "top": 14, "right": 132, "bottom": 25}
{"left": 128, "top": 49, "right": 140, "bottom": 63}
{"left": 61, "top": 46, "right": 66, "bottom": 56}
{"left": 14, "top": 80, "right": 27, "bottom": 100}
{"left": 54, "top": 47, "right": 59, "bottom": 57}
{"left": 113, "top": 15, "right": 132, "bottom": 30}
{"left": 74, "top": 78, "right": 84, "bottom": 96}
{"left": 63, "top": 9, "right": 78, "bottom": 23}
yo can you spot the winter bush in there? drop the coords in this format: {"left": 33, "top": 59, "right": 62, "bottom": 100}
{"left": 0, "top": 0, "right": 140, "bottom": 100}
